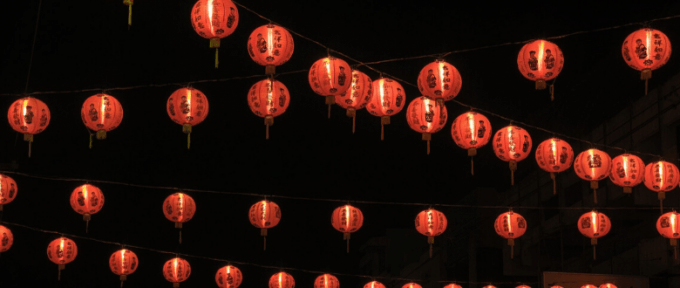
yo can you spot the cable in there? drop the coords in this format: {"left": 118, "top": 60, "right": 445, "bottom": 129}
{"left": 23, "top": 0, "right": 43, "bottom": 95}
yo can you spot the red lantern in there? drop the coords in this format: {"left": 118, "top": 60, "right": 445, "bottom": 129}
{"left": 247, "top": 24, "right": 294, "bottom": 75}
{"left": 367, "top": 78, "right": 406, "bottom": 140}
{"left": 247, "top": 78, "right": 290, "bottom": 140}
{"left": 451, "top": 111, "right": 492, "bottom": 175}
{"left": 364, "top": 281, "right": 386, "bottom": 288}
{"left": 609, "top": 154, "right": 645, "bottom": 193}
{"left": 0, "top": 174, "right": 17, "bottom": 211}
{"left": 215, "top": 265, "right": 243, "bottom": 288}
{"left": 109, "top": 249, "right": 138, "bottom": 286}
{"left": 417, "top": 60, "right": 462, "bottom": 103}
{"left": 492, "top": 125, "right": 532, "bottom": 185}
{"left": 657, "top": 211, "right": 680, "bottom": 259}
{"left": 249, "top": 200, "right": 281, "bottom": 250}
{"left": 335, "top": 70, "right": 372, "bottom": 133}
{"left": 403, "top": 283, "right": 422, "bottom": 288}
{"left": 314, "top": 274, "right": 339, "bottom": 288}
{"left": 7, "top": 97, "right": 50, "bottom": 157}
{"left": 167, "top": 87, "right": 209, "bottom": 149}
{"left": 123, "top": 0, "right": 133, "bottom": 27}
{"left": 190, "top": 0, "right": 239, "bottom": 68}
{"left": 163, "top": 257, "right": 191, "bottom": 288}
{"left": 69, "top": 184, "right": 105, "bottom": 232}
{"left": 163, "top": 192, "right": 196, "bottom": 243}
{"left": 415, "top": 208, "right": 447, "bottom": 258}
{"left": 81, "top": 94, "right": 123, "bottom": 146}
{"left": 535, "top": 138, "right": 574, "bottom": 194}
{"left": 406, "top": 96, "right": 447, "bottom": 154}
{"left": 0, "top": 225, "right": 13, "bottom": 253}
{"left": 578, "top": 211, "right": 610, "bottom": 260}
{"left": 574, "top": 149, "right": 611, "bottom": 204}
{"left": 494, "top": 210, "right": 527, "bottom": 259}
{"left": 269, "top": 272, "right": 295, "bottom": 288}
{"left": 599, "top": 284, "right": 617, "bottom": 288}
{"left": 47, "top": 237, "right": 78, "bottom": 280}
{"left": 308, "top": 57, "right": 352, "bottom": 118}
{"left": 517, "top": 39, "right": 564, "bottom": 99}
{"left": 444, "top": 284, "right": 463, "bottom": 288}
{"left": 622, "top": 28, "right": 671, "bottom": 94}
{"left": 331, "top": 204, "right": 364, "bottom": 253}
{"left": 644, "top": 161, "right": 680, "bottom": 211}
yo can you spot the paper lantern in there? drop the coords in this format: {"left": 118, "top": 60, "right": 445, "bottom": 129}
{"left": 69, "top": 184, "right": 105, "bottom": 232}
{"left": 123, "top": 0, "right": 133, "bottom": 27}
{"left": 364, "top": 281, "right": 386, "bottom": 288}
{"left": 190, "top": 0, "right": 239, "bottom": 68}
{"left": 495, "top": 211, "right": 527, "bottom": 258}
{"left": 81, "top": 94, "right": 123, "bottom": 146}
{"left": 599, "top": 284, "right": 617, "bottom": 288}
{"left": 331, "top": 204, "right": 364, "bottom": 253}
{"left": 406, "top": 96, "right": 448, "bottom": 154}
{"left": 163, "top": 257, "right": 191, "bottom": 288}
{"left": 163, "top": 192, "right": 196, "bottom": 243}
{"left": 657, "top": 211, "right": 680, "bottom": 259}
{"left": 451, "top": 111, "right": 492, "bottom": 175}
{"left": 269, "top": 272, "right": 295, "bottom": 288}
{"left": 417, "top": 60, "right": 462, "bottom": 103}
{"left": 444, "top": 284, "right": 463, "bottom": 288}
{"left": 0, "top": 174, "right": 17, "bottom": 211}
{"left": 492, "top": 125, "right": 532, "bottom": 185}
{"left": 574, "top": 149, "right": 611, "bottom": 204}
{"left": 622, "top": 28, "right": 671, "bottom": 94}
{"left": 335, "top": 70, "right": 372, "bottom": 133}
{"left": 578, "top": 211, "right": 610, "bottom": 260}
{"left": 402, "top": 283, "right": 422, "bottom": 288}
{"left": 47, "top": 237, "right": 78, "bottom": 280}
{"left": 215, "top": 265, "right": 243, "bottom": 288}
{"left": 517, "top": 39, "right": 564, "bottom": 99}
{"left": 314, "top": 274, "right": 339, "bottom": 288}
{"left": 535, "top": 138, "right": 574, "bottom": 194}
{"left": 609, "top": 154, "right": 644, "bottom": 193}
{"left": 0, "top": 225, "right": 13, "bottom": 253}
{"left": 247, "top": 78, "right": 290, "bottom": 140}
{"left": 109, "top": 249, "right": 138, "bottom": 286}
{"left": 7, "top": 97, "right": 50, "bottom": 157}
{"left": 308, "top": 57, "right": 352, "bottom": 118}
{"left": 249, "top": 200, "right": 281, "bottom": 250}
{"left": 167, "top": 87, "right": 209, "bottom": 149}
{"left": 367, "top": 78, "right": 406, "bottom": 140}
{"left": 644, "top": 161, "right": 680, "bottom": 211}
{"left": 247, "top": 24, "right": 294, "bottom": 74}
{"left": 415, "top": 208, "right": 447, "bottom": 258}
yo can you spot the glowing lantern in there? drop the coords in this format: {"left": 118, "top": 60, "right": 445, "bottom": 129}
{"left": 535, "top": 138, "right": 574, "bottom": 194}
{"left": 81, "top": 94, "right": 123, "bottom": 147}
{"left": 247, "top": 24, "right": 294, "bottom": 75}
{"left": 367, "top": 78, "right": 406, "bottom": 140}
{"left": 167, "top": 87, "right": 209, "bottom": 149}
{"left": 123, "top": 0, "right": 133, "bottom": 27}
{"left": 364, "top": 281, "right": 386, "bottom": 288}
{"left": 7, "top": 97, "right": 50, "bottom": 157}
{"left": 308, "top": 57, "right": 352, "bottom": 118}
{"left": 69, "top": 184, "right": 105, "bottom": 232}
{"left": 0, "top": 174, "right": 17, "bottom": 211}
{"left": 314, "top": 274, "right": 339, "bottom": 288}
{"left": 451, "top": 111, "right": 492, "bottom": 175}
{"left": 109, "top": 249, "right": 139, "bottom": 286}
{"left": 335, "top": 70, "right": 372, "bottom": 133}
{"left": 599, "top": 284, "right": 617, "bottom": 288}
{"left": 443, "top": 284, "right": 463, "bottom": 288}
{"left": 402, "top": 283, "right": 422, "bottom": 288}
{"left": 492, "top": 125, "right": 532, "bottom": 185}
{"left": 247, "top": 78, "right": 290, "bottom": 140}
{"left": 406, "top": 96, "right": 447, "bottom": 154}
{"left": 269, "top": 272, "right": 295, "bottom": 288}
{"left": 578, "top": 211, "right": 610, "bottom": 260}
{"left": 0, "top": 225, "right": 13, "bottom": 253}
{"left": 163, "top": 257, "right": 191, "bottom": 288}
{"left": 415, "top": 208, "right": 447, "bottom": 258}
{"left": 494, "top": 210, "right": 527, "bottom": 259}
{"left": 248, "top": 199, "right": 281, "bottom": 250}
{"left": 609, "top": 154, "right": 644, "bottom": 193}
{"left": 47, "top": 237, "right": 78, "bottom": 280}
{"left": 657, "top": 211, "right": 680, "bottom": 259}
{"left": 331, "top": 204, "right": 364, "bottom": 253}
{"left": 190, "top": 0, "right": 239, "bottom": 68}
{"left": 417, "top": 60, "right": 462, "bottom": 104}
{"left": 517, "top": 39, "right": 564, "bottom": 100}
{"left": 163, "top": 192, "right": 196, "bottom": 243}
{"left": 644, "top": 161, "right": 680, "bottom": 211}
{"left": 581, "top": 285, "right": 598, "bottom": 288}
{"left": 622, "top": 28, "right": 671, "bottom": 94}
{"left": 215, "top": 265, "right": 243, "bottom": 288}
{"left": 574, "top": 149, "right": 611, "bottom": 204}
{"left": 550, "top": 286, "right": 564, "bottom": 288}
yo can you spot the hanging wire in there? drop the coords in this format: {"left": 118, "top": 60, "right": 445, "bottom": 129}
{"left": 23, "top": 0, "right": 43, "bottom": 95}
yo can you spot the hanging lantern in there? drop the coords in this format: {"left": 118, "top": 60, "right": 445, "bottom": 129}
{"left": 535, "top": 138, "right": 574, "bottom": 194}
{"left": 47, "top": 237, "right": 78, "bottom": 280}
{"left": 269, "top": 272, "right": 295, "bottom": 288}
{"left": 69, "top": 184, "right": 105, "bottom": 232}
{"left": 492, "top": 125, "right": 532, "bottom": 185}
{"left": 247, "top": 24, "right": 294, "bottom": 75}
{"left": 443, "top": 284, "right": 463, "bottom": 288}
{"left": 577, "top": 211, "right": 611, "bottom": 260}
{"left": 599, "top": 284, "right": 617, "bottom": 288}
{"left": 331, "top": 204, "right": 364, "bottom": 253}
{"left": 335, "top": 70, "right": 372, "bottom": 133}
{"left": 215, "top": 265, "right": 243, "bottom": 288}
{"left": 622, "top": 28, "right": 671, "bottom": 95}
{"left": 190, "top": 0, "right": 239, "bottom": 68}
{"left": 314, "top": 274, "right": 339, "bottom": 288}
{"left": 657, "top": 211, "right": 680, "bottom": 259}
{"left": 7, "top": 97, "right": 50, "bottom": 157}
{"left": 0, "top": 174, "right": 17, "bottom": 211}
{"left": 406, "top": 96, "right": 448, "bottom": 155}
{"left": 163, "top": 192, "right": 196, "bottom": 244}
{"left": 451, "top": 111, "right": 492, "bottom": 175}
{"left": 308, "top": 57, "right": 352, "bottom": 118}
{"left": 367, "top": 77, "right": 406, "bottom": 140}
{"left": 517, "top": 39, "right": 564, "bottom": 100}
{"left": 167, "top": 87, "right": 209, "bottom": 149}
{"left": 364, "top": 281, "right": 386, "bottom": 288}
{"left": 644, "top": 161, "right": 679, "bottom": 212}
{"left": 402, "top": 283, "right": 422, "bottom": 288}
{"left": 248, "top": 199, "right": 281, "bottom": 250}
{"left": 0, "top": 225, "right": 13, "bottom": 253}
{"left": 415, "top": 208, "right": 447, "bottom": 258}
{"left": 609, "top": 154, "right": 645, "bottom": 193}
{"left": 248, "top": 78, "right": 291, "bottom": 140}
{"left": 81, "top": 94, "right": 123, "bottom": 147}
{"left": 109, "top": 249, "right": 139, "bottom": 286}
{"left": 573, "top": 149, "right": 611, "bottom": 204}
{"left": 494, "top": 210, "right": 527, "bottom": 259}
{"left": 123, "top": 0, "right": 133, "bottom": 27}
{"left": 417, "top": 59, "right": 462, "bottom": 104}
{"left": 163, "top": 257, "right": 191, "bottom": 288}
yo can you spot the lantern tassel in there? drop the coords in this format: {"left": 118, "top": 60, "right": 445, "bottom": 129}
{"left": 58, "top": 264, "right": 64, "bottom": 281}
{"left": 187, "top": 132, "right": 191, "bottom": 150}
{"left": 380, "top": 124, "right": 384, "bottom": 141}
{"left": 423, "top": 133, "right": 431, "bottom": 155}
{"left": 428, "top": 236, "right": 434, "bottom": 258}
{"left": 345, "top": 233, "right": 351, "bottom": 253}
{"left": 261, "top": 228, "right": 268, "bottom": 250}
{"left": 265, "top": 116, "right": 274, "bottom": 140}
{"left": 326, "top": 96, "right": 335, "bottom": 119}
{"left": 215, "top": 48, "right": 219, "bottom": 69}
{"left": 592, "top": 238, "right": 597, "bottom": 260}
{"left": 641, "top": 69, "right": 652, "bottom": 95}
{"left": 550, "top": 84, "right": 555, "bottom": 101}
{"left": 128, "top": 4, "right": 132, "bottom": 28}
{"left": 381, "top": 116, "right": 390, "bottom": 141}
{"left": 352, "top": 114, "right": 356, "bottom": 134}
{"left": 509, "top": 161, "right": 517, "bottom": 186}
{"left": 551, "top": 173, "right": 556, "bottom": 195}
{"left": 509, "top": 238, "right": 514, "bottom": 259}
{"left": 121, "top": 280, "right": 124, "bottom": 288}
{"left": 210, "top": 38, "right": 220, "bottom": 69}
{"left": 174, "top": 283, "right": 180, "bottom": 288}
{"left": 89, "top": 133, "right": 93, "bottom": 149}
{"left": 471, "top": 157, "right": 474, "bottom": 176}
{"left": 28, "top": 141, "right": 32, "bottom": 158}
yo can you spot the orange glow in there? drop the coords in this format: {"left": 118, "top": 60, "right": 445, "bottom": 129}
{"left": 178, "top": 193, "right": 184, "bottom": 222}
{"left": 207, "top": 0, "right": 214, "bottom": 34}
{"left": 268, "top": 27, "right": 273, "bottom": 59}
{"left": 186, "top": 89, "right": 193, "bottom": 118}
{"left": 121, "top": 250, "right": 127, "bottom": 274}
{"left": 507, "top": 213, "right": 513, "bottom": 233}
{"left": 325, "top": 59, "right": 334, "bottom": 92}
{"left": 60, "top": 238, "right": 65, "bottom": 259}
{"left": 438, "top": 62, "right": 445, "bottom": 91}
{"left": 21, "top": 99, "right": 28, "bottom": 126}
{"left": 345, "top": 205, "right": 350, "bottom": 231}
{"left": 646, "top": 30, "right": 652, "bottom": 61}
{"left": 467, "top": 113, "right": 476, "bottom": 142}
{"left": 537, "top": 40, "right": 545, "bottom": 71}
{"left": 659, "top": 162, "right": 665, "bottom": 188}
{"left": 278, "top": 272, "right": 282, "bottom": 288}
{"left": 591, "top": 211, "right": 598, "bottom": 235}
{"left": 672, "top": 214, "right": 677, "bottom": 234}
{"left": 173, "top": 258, "right": 179, "bottom": 278}
{"left": 261, "top": 200, "right": 268, "bottom": 227}
{"left": 379, "top": 79, "right": 385, "bottom": 114}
